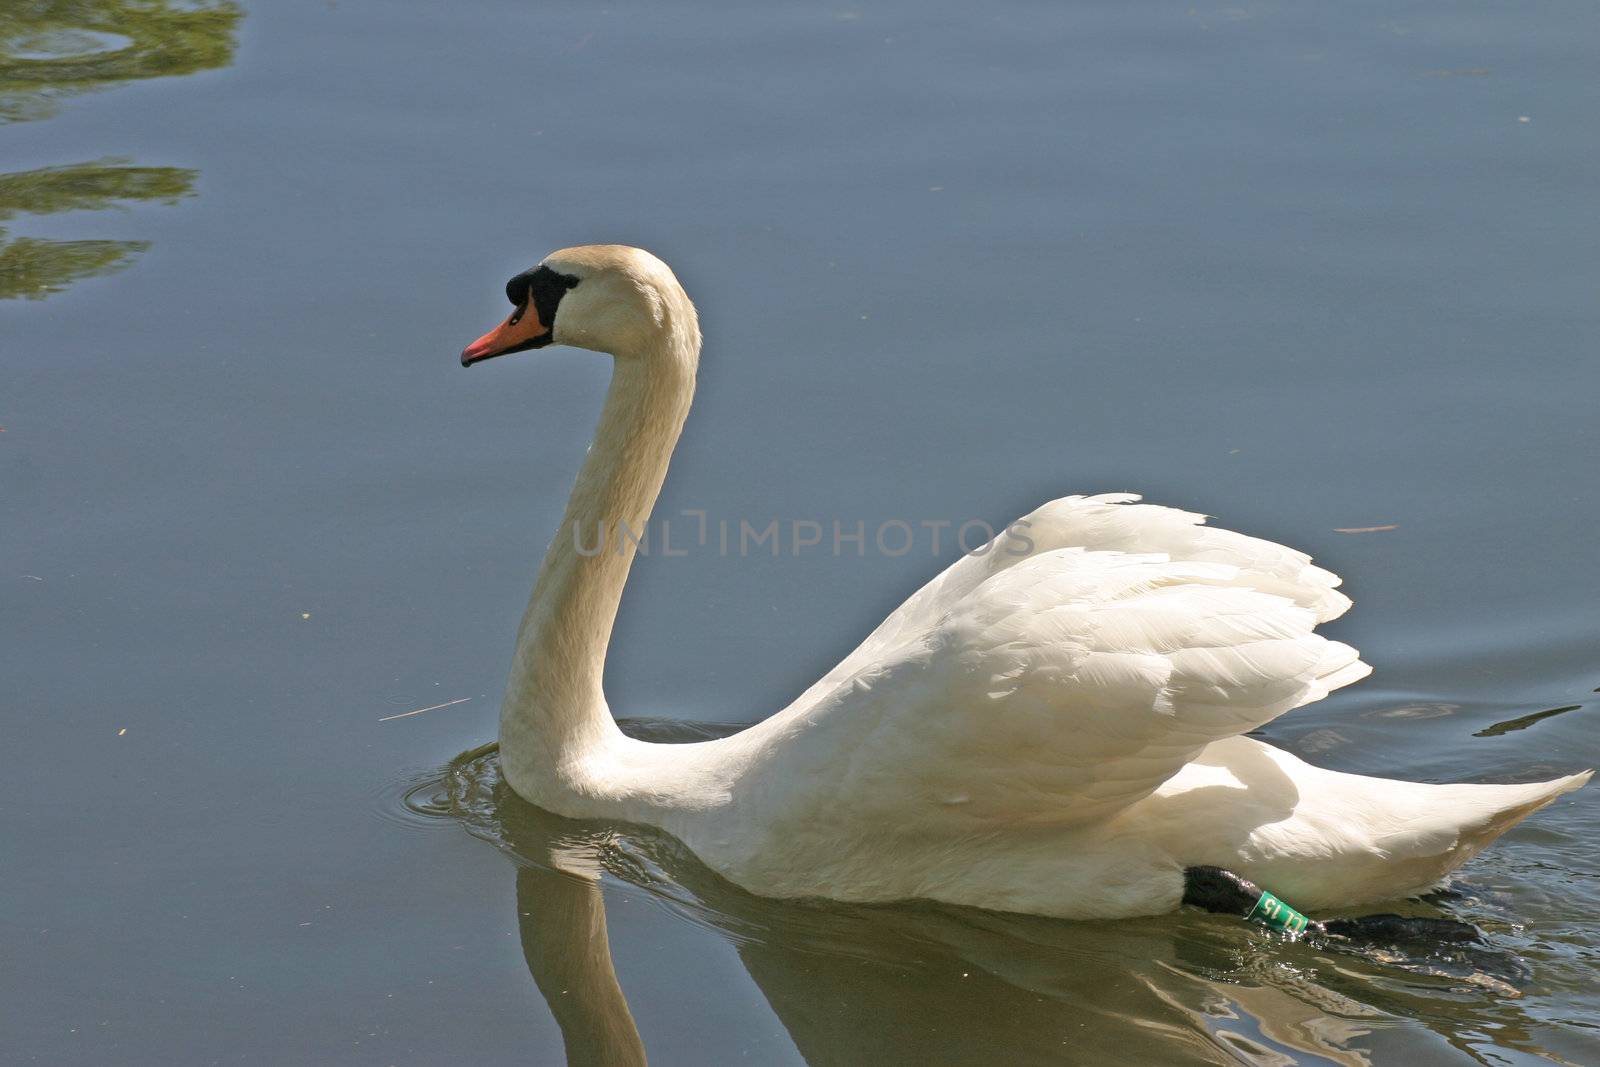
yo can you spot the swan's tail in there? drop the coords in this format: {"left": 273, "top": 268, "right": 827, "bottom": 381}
{"left": 1357, "top": 769, "right": 1592, "bottom": 901}
{"left": 1445, "top": 770, "right": 1591, "bottom": 854}
{"left": 1252, "top": 760, "right": 1591, "bottom": 909}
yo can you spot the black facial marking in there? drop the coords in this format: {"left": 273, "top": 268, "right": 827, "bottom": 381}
{"left": 504, "top": 264, "right": 581, "bottom": 348}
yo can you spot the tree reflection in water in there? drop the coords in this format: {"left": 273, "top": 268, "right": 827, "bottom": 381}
{"left": 0, "top": 159, "right": 194, "bottom": 299}
{"left": 0, "top": 1, "right": 239, "bottom": 299}
{"left": 413, "top": 724, "right": 1567, "bottom": 1066}
{"left": 0, "top": 1, "right": 241, "bottom": 122}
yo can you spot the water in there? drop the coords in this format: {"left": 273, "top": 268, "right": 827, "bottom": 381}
{"left": 4, "top": 1, "right": 1597, "bottom": 1063}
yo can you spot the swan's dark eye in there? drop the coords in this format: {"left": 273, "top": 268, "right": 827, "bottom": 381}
{"left": 507, "top": 306, "right": 525, "bottom": 326}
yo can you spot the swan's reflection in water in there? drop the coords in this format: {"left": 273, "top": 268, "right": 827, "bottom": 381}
{"left": 409, "top": 721, "right": 1578, "bottom": 1066}
{"left": 515, "top": 864, "right": 647, "bottom": 1066}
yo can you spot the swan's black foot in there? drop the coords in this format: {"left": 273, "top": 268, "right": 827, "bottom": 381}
{"left": 1182, "top": 865, "right": 1264, "bottom": 915}
{"left": 1320, "top": 913, "right": 1484, "bottom": 947}
{"left": 1181, "top": 866, "right": 1318, "bottom": 937}
{"left": 1182, "top": 866, "right": 1490, "bottom": 948}
{"left": 1320, "top": 912, "right": 1528, "bottom": 989}
{"left": 1180, "top": 866, "right": 1527, "bottom": 987}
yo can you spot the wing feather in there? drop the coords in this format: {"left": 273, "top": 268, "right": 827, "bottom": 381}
{"left": 773, "top": 495, "right": 1370, "bottom": 832}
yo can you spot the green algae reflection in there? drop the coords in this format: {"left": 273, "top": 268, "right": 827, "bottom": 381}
{"left": 0, "top": 159, "right": 196, "bottom": 299}
{"left": 0, "top": 1, "right": 240, "bottom": 300}
{"left": 0, "top": 0, "right": 241, "bottom": 124}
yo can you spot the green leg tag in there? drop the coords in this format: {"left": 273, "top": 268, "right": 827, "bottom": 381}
{"left": 1246, "top": 890, "right": 1310, "bottom": 937}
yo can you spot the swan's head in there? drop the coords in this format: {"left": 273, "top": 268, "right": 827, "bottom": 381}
{"left": 460, "top": 244, "right": 696, "bottom": 368}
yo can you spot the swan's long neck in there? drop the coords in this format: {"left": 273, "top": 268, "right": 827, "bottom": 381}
{"left": 499, "top": 311, "right": 697, "bottom": 791}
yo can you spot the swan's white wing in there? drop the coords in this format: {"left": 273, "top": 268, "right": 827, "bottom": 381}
{"left": 770, "top": 495, "right": 1369, "bottom": 829}
{"left": 785, "top": 494, "right": 1351, "bottom": 713}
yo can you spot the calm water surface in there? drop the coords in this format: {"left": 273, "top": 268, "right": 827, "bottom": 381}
{"left": 4, "top": 1, "right": 1598, "bottom": 1063}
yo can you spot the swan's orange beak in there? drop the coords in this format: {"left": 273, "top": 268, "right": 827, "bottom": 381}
{"left": 460, "top": 302, "right": 553, "bottom": 367}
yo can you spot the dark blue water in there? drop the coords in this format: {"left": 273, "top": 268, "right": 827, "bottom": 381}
{"left": 5, "top": 2, "right": 1597, "bottom": 1063}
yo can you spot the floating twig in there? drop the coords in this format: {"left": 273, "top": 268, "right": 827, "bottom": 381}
{"left": 379, "top": 697, "right": 471, "bottom": 723}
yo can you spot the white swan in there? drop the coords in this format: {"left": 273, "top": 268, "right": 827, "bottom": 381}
{"left": 459, "top": 244, "right": 1588, "bottom": 921}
